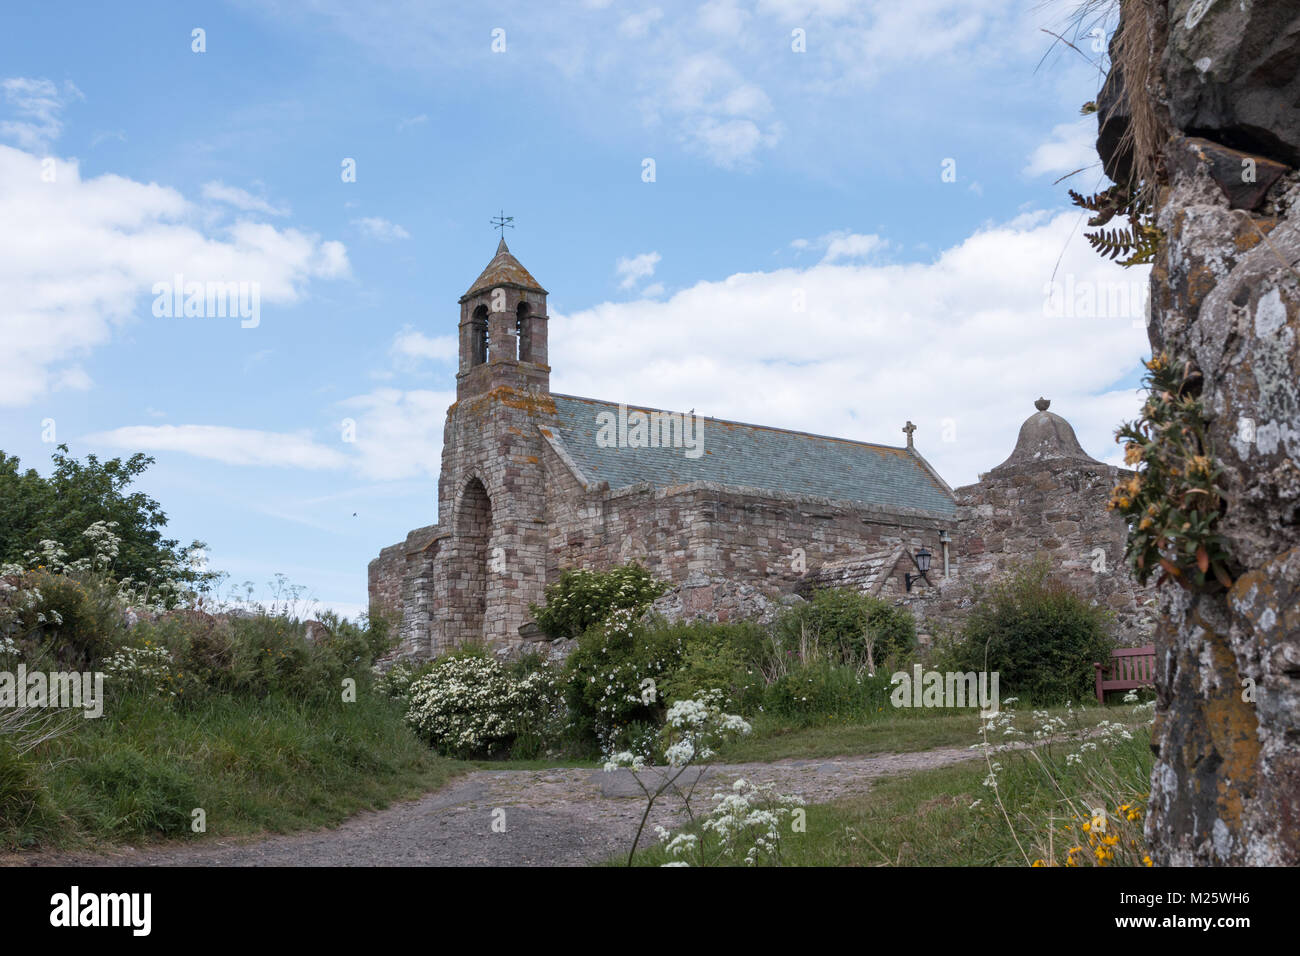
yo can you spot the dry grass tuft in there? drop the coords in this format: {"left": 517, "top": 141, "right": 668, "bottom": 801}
{"left": 1103, "top": 0, "right": 1169, "bottom": 195}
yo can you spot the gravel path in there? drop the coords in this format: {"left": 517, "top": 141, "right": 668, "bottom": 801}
{"left": 5, "top": 746, "right": 991, "bottom": 867}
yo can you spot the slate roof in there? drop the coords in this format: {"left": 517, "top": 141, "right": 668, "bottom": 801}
{"left": 462, "top": 238, "right": 547, "bottom": 299}
{"left": 548, "top": 394, "right": 957, "bottom": 516}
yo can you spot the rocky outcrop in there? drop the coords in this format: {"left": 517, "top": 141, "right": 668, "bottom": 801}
{"left": 1164, "top": 0, "right": 1300, "bottom": 167}
{"left": 1102, "top": 0, "right": 1300, "bottom": 865}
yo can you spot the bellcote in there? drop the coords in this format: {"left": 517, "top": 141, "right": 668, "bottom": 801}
{"left": 456, "top": 239, "right": 550, "bottom": 399}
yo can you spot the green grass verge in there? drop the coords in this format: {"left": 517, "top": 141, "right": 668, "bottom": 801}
{"left": 714, "top": 703, "right": 1148, "bottom": 763}
{"left": 619, "top": 715, "right": 1155, "bottom": 866}
{"left": 2, "top": 692, "right": 468, "bottom": 851}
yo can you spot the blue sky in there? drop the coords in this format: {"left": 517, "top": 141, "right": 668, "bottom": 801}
{"left": 0, "top": 1, "right": 1147, "bottom": 618}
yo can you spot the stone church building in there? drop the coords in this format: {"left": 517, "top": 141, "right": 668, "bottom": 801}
{"left": 369, "top": 241, "right": 1154, "bottom": 658}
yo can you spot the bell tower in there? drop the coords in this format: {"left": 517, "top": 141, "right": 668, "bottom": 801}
{"left": 456, "top": 238, "right": 549, "bottom": 400}
{"left": 429, "top": 237, "right": 556, "bottom": 653}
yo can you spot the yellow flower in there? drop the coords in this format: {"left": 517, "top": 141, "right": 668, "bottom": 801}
{"left": 1143, "top": 855, "right": 1153, "bottom": 867}
{"left": 1031, "top": 859, "right": 1046, "bottom": 867}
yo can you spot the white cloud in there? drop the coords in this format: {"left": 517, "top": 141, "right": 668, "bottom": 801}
{"left": 89, "top": 425, "right": 349, "bottom": 469}
{"left": 550, "top": 210, "right": 1149, "bottom": 488}
{"left": 234, "top": 1, "right": 1040, "bottom": 173}
{"left": 618, "top": 7, "right": 663, "bottom": 37}
{"left": 396, "top": 113, "right": 428, "bottom": 131}
{"left": 820, "top": 232, "right": 886, "bottom": 263}
{"left": 338, "top": 388, "right": 453, "bottom": 480}
{"left": 1025, "top": 119, "right": 1100, "bottom": 178}
{"left": 0, "top": 77, "right": 81, "bottom": 151}
{"left": 88, "top": 385, "right": 451, "bottom": 481}
{"left": 390, "top": 327, "right": 456, "bottom": 364}
{"left": 0, "top": 145, "right": 349, "bottom": 406}
{"left": 654, "top": 54, "right": 780, "bottom": 168}
{"left": 352, "top": 216, "right": 411, "bottom": 241}
{"left": 201, "top": 180, "right": 289, "bottom": 217}
{"left": 615, "top": 251, "right": 662, "bottom": 290}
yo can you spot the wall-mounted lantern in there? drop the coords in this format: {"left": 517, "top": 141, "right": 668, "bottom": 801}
{"left": 905, "top": 547, "right": 932, "bottom": 592}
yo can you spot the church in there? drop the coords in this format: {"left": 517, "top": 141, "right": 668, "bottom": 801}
{"left": 369, "top": 240, "right": 1154, "bottom": 657}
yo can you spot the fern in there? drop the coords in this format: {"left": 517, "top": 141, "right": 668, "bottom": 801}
{"left": 1070, "top": 184, "right": 1162, "bottom": 267}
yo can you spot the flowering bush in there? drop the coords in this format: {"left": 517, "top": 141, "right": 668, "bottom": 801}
{"left": 0, "top": 570, "right": 125, "bottom": 668}
{"left": 531, "top": 563, "right": 667, "bottom": 639}
{"left": 1111, "top": 353, "right": 1233, "bottom": 591}
{"left": 99, "top": 644, "right": 181, "bottom": 698}
{"left": 564, "top": 608, "right": 686, "bottom": 757}
{"left": 405, "top": 654, "right": 558, "bottom": 758}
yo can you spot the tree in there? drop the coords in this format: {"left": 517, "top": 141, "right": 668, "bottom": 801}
{"left": 0, "top": 445, "right": 209, "bottom": 594}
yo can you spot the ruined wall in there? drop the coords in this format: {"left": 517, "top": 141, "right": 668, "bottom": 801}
{"left": 368, "top": 541, "right": 407, "bottom": 624}
{"left": 949, "top": 460, "right": 1156, "bottom": 645}
{"left": 1105, "top": 0, "right": 1300, "bottom": 865}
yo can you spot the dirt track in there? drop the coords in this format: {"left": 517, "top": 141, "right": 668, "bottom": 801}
{"left": 6, "top": 746, "right": 989, "bottom": 867}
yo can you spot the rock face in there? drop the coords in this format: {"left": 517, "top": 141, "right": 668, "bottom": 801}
{"left": 1164, "top": 0, "right": 1300, "bottom": 167}
{"left": 1103, "top": 1, "right": 1300, "bottom": 865}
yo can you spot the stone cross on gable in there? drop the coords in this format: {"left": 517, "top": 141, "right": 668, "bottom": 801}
{"left": 903, "top": 421, "right": 916, "bottom": 448}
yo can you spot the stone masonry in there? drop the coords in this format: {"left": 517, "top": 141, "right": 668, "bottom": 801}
{"left": 370, "top": 241, "right": 1155, "bottom": 659}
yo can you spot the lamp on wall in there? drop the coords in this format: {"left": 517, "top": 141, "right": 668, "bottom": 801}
{"left": 905, "top": 547, "right": 932, "bottom": 592}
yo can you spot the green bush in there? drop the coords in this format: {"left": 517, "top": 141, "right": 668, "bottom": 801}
{"left": 532, "top": 563, "right": 668, "bottom": 639}
{"left": 132, "top": 608, "right": 391, "bottom": 703}
{"left": 10, "top": 570, "right": 126, "bottom": 668}
{"left": 563, "top": 608, "right": 685, "bottom": 756}
{"left": 943, "top": 560, "right": 1116, "bottom": 705}
{"left": 760, "top": 660, "right": 894, "bottom": 725}
{"left": 656, "top": 619, "right": 767, "bottom": 713}
{"left": 776, "top": 588, "right": 915, "bottom": 671}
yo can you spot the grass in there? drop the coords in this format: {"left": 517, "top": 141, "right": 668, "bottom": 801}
{"left": 1, "top": 690, "right": 469, "bottom": 852}
{"left": 619, "top": 708, "right": 1155, "bottom": 867}
{"left": 714, "top": 702, "right": 1150, "bottom": 763}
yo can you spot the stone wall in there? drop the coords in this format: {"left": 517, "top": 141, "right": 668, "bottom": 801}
{"left": 1102, "top": 0, "right": 1300, "bottom": 865}
{"left": 946, "top": 459, "right": 1155, "bottom": 645}
{"left": 540, "top": 473, "right": 954, "bottom": 600}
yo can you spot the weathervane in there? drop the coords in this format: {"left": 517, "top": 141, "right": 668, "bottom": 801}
{"left": 491, "top": 210, "right": 514, "bottom": 240}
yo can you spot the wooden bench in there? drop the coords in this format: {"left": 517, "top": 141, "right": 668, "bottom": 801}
{"left": 1094, "top": 645, "right": 1155, "bottom": 703}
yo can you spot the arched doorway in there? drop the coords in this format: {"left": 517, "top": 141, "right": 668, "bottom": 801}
{"left": 454, "top": 477, "right": 492, "bottom": 640}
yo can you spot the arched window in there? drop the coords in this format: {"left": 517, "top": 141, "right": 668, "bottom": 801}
{"left": 515, "top": 301, "right": 531, "bottom": 362}
{"left": 471, "top": 305, "right": 489, "bottom": 365}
